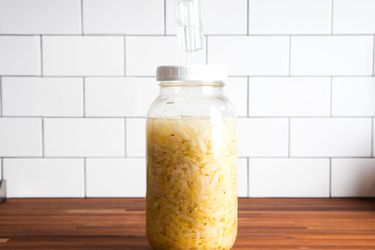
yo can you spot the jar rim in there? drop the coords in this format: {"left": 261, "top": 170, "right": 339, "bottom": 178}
{"left": 157, "top": 65, "right": 227, "bottom": 82}
{"left": 159, "top": 80, "right": 224, "bottom": 87}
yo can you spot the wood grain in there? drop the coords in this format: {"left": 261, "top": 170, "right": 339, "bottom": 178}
{"left": 0, "top": 198, "right": 375, "bottom": 249}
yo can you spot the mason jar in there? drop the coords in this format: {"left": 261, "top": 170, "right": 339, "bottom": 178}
{"left": 146, "top": 65, "right": 238, "bottom": 250}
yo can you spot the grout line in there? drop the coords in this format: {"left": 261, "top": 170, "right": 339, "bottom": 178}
{"left": 124, "top": 36, "right": 126, "bottom": 76}
{"left": 371, "top": 118, "right": 374, "bottom": 157}
{"left": 238, "top": 156, "right": 249, "bottom": 159}
{"left": 0, "top": 115, "right": 145, "bottom": 119}
{"left": 81, "top": 0, "right": 84, "bottom": 34}
{"left": 163, "top": 0, "right": 167, "bottom": 35}
{"left": 0, "top": 75, "right": 89, "bottom": 78}
{"left": 288, "top": 36, "right": 292, "bottom": 76}
{"left": 205, "top": 35, "right": 208, "bottom": 64}
{"left": 207, "top": 34, "right": 373, "bottom": 37}
{"left": 0, "top": 115, "right": 147, "bottom": 119}
{"left": 124, "top": 118, "right": 127, "bottom": 157}
{"left": 330, "top": 77, "right": 333, "bottom": 116}
{"left": 247, "top": 157, "right": 250, "bottom": 197}
{"left": 373, "top": 35, "right": 375, "bottom": 76}
{"left": 0, "top": 156, "right": 374, "bottom": 159}
{"left": 247, "top": 76, "right": 250, "bottom": 117}
{"left": 4, "top": 115, "right": 375, "bottom": 119}
{"left": 329, "top": 158, "right": 332, "bottom": 198}
{"left": 1, "top": 158, "right": 3, "bottom": 181}
{"left": 243, "top": 115, "right": 375, "bottom": 118}
{"left": 82, "top": 77, "right": 86, "bottom": 117}
{"left": 41, "top": 118, "right": 45, "bottom": 157}
{"left": 288, "top": 117, "right": 291, "bottom": 157}
{"left": 247, "top": 156, "right": 372, "bottom": 159}
{"left": 0, "top": 77, "right": 2, "bottom": 116}
{"left": 247, "top": 0, "right": 250, "bottom": 35}
{"left": 330, "top": 0, "right": 334, "bottom": 34}
{"left": 1, "top": 33, "right": 375, "bottom": 37}
{"left": 0, "top": 74, "right": 374, "bottom": 78}
{"left": 40, "top": 35, "right": 43, "bottom": 76}
{"left": 1, "top": 156, "right": 146, "bottom": 159}
{"left": 2, "top": 115, "right": 375, "bottom": 119}
{"left": 83, "top": 158, "right": 87, "bottom": 197}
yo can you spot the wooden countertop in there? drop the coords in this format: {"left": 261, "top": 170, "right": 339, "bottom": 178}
{"left": 0, "top": 198, "right": 375, "bottom": 249}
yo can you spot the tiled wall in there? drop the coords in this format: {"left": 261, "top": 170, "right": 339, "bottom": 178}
{"left": 0, "top": 0, "right": 375, "bottom": 198}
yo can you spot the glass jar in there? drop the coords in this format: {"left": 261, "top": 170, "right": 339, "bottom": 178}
{"left": 146, "top": 65, "right": 238, "bottom": 250}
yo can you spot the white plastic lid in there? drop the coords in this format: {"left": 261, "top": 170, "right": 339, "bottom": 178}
{"left": 157, "top": 65, "right": 227, "bottom": 82}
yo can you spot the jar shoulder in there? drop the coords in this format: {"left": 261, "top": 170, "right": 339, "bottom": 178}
{"left": 147, "top": 93, "right": 235, "bottom": 118}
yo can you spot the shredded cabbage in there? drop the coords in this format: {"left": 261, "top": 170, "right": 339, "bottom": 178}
{"left": 146, "top": 117, "right": 237, "bottom": 250}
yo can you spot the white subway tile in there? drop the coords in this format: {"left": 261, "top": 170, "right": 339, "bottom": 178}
{"left": 44, "top": 118, "right": 125, "bottom": 157}
{"left": 83, "top": 0, "right": 163, "bottom": 34}
{"left": 85, "top": 77, "right": 158, "bottom": 117}
{"left": 2, "top": 77, "right": 83, "bottom": 116}
{"left": 0, "top": 159, "right": 2, "bottom": 180}
{"left": 4, "top": 158, "right": 84, "bottom": 197}
{"left": 237, "top": 158, "right": 248, "bottom": 197}
{"left": 0, "top": 0, "right": 81, "bottom": 34}
{"left": 166, "top": 0, "right": 247, "bottom": 35}
{"left": 43, "top": 36, "right": 124, "bottom": 76}
{"left": 333, "top": 0, "right": 375, "bottom": 34}
{"left": 126, "top": 36, "right": 206, "bottom": 76}
{"left": 126, "top": 118, "right": 145, "bottom": 157}
{"left": 208, "top": 36, "right": 289, "bottom": 76}
{"left": 0, "top": 36, "right": 41, "bottom": 75}
{"left": 0, "top": 118, "right": 42, "bottom": 157}
{"left": 249, "top": 0, "right": 331, "bottom": 34}
{"left": 237, "top": 118, "right": 289, "bottom": 157}
{"left": 249, "top": 158, "right": 330, "bottom": 197}
{"left": 332, "top": 77, "right": 375, "bottom": 116}
{"left": 86, "top": 158, "right": 146, "bottom": 197}
{"left": 225, "top": 77, "right": 248, "bottom": 117}
{"left": 291, "top": 118, "right": 372, "bottom": 157}
{"left": 291, "top": 36, "right": 373, "bottom": 76}
{"left": 332, "top": 159, "right": 375, "bottom": 197}
{"left": 250, "top": 77, "right": 331, "bottom": 116}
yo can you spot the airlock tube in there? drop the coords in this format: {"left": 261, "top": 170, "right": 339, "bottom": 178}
{"left": 175, "top": 0, "right": 204, "bottom": 64}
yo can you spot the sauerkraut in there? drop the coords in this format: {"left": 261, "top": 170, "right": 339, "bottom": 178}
{"left": 146, "top": 117, "right": 237, "bottom": 250}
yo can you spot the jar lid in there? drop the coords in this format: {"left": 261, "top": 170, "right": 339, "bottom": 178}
{"left": 156, "top": 65, "right": 227, "bottom": 82}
